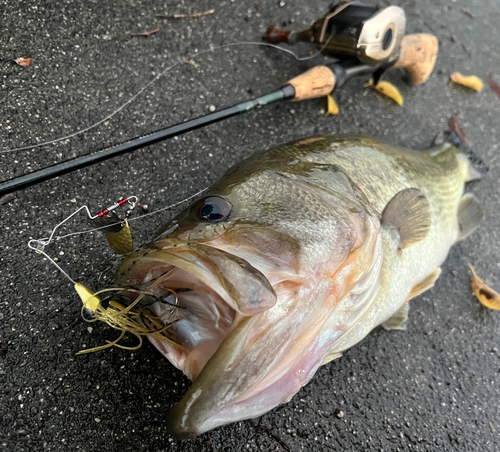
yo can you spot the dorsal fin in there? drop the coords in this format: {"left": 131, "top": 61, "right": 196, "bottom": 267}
{"left": 381, "top": 189, "right": 431, "bottom": 249}
{"left": 457, "top": 193, "right": 483, "bottom": 242}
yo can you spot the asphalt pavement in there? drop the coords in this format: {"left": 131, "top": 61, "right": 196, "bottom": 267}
{"left": 1, "top": 0, "right": 499, "bottom": 451}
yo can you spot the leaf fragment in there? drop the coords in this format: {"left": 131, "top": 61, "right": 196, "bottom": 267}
{"left": 469, "top": 265, "right": 500, "bottom": 310}
{"left": 0, "top": 193, "right": 16, "bottom": 207}
{"left": 450, "top": 72, "right": 484, "bottom": 91}
{"left": 15, "top": 58, "right": 33, "bottom": 67}
{"left": 322, "top": 94, "right": 339, "bottom": 116}
{"left": 365, "top": 79, "right": 404, "bottom": 106}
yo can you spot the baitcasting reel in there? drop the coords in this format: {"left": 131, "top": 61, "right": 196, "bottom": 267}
{"left": 266, "top": 1, "right": 406, "bottom": 66}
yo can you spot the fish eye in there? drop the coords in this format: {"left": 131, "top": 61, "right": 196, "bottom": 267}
{"left": 195, "top": 196, "right": 232, "bottom": 222}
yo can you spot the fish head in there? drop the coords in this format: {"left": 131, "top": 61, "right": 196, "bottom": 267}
{"left": 114, "top": 148, "right": 379, "bottom": 437}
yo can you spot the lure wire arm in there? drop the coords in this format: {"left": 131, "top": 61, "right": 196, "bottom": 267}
{"left": 27, "top": 195, "right": 137, "bottom": 284}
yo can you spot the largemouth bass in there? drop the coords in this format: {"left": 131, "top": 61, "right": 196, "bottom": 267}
{"left": 112, "top": 135, "right": 482, "bottom": 437}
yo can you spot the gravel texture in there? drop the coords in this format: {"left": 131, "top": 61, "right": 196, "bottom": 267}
{"left": 1, "top": 0, "right": 499, "bottom": 451}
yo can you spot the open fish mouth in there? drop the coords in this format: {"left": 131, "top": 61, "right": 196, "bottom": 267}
{"left": 114, "top": 239, "right": 277, "bottom": 380}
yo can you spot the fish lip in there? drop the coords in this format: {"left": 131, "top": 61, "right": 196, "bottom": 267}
{"left": 166, "top": 411, "right": 200, "bottom": 440}
{"left": 115, "top": 238, "right": 276, "bottom": 376}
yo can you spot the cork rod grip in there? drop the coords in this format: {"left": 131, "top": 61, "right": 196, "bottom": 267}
{"left": 393, "top": 34, "right": 439, "bottom": 85}
{"left": 285, "top": 66, "right": 336, "bottom": 101}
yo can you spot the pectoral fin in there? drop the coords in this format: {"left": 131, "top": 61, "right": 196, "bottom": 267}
{"left": 382, "top": 303, "right": 409, "bottom": 330}
{"left": 408, "top": 268, "right": 441, "bottom": 300}
{"left": 381, "top": 189, "right": 431, "bottom": 249}
{"left": 383, "top": 268, "right": 442, "bottom": 331}
{"left": 456, "top": 193, "right": 483, "bottom": 242}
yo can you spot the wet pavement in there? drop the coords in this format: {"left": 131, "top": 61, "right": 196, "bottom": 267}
{"left": 1, "top": 0, "right": 499, "bottom": 450}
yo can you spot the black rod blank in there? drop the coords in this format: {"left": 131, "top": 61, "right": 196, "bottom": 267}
{"left": 0, "top": 86, "right": 295, "bottom": 196}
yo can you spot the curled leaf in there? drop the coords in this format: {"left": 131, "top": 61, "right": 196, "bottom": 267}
{"left": 469, "top": 265, "right": 500, "bottom": 310}
{"left": 15, "top": 58, "right": 33, "bottom": 67}
{"left": 365, "top": 79, "right": 404, "bottom": 106}
{"left": 322, "top": 94, "right": 339, "bottom": 116}
{"left": 450, "top": 72, "right": 484, "bottom": 91}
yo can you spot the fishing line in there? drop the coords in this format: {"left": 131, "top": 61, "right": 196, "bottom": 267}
{"left": 18, "top": 24, "right": 334, "bottom": 354}
{"left": 1, "top": 39, "right": 332, "bottom": 155}
{"left": 28, "top": 186, "right": 208, "bottom": 284}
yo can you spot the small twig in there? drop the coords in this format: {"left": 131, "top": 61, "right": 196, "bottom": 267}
{"left": 183, "top": 59, "right": 200, "bottom": 68}
{"left": 460, "top": 8, "right": 475, "bottom": 19}
{"left": 449, "top": 111, "right": 472, "bottom": 147}
{"left": 259, "top": 425, "right": 291, "bottom": 451}
{"left": 487, "top": 74, "right": 500, "bottom": 99}
{"left": 156, "top": 9, "right": 215, "bottom": 19}
{"left": 130, "top": 28, "right": 159, "bottom": 37}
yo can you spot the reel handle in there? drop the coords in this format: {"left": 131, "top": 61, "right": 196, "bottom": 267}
{"left": 393, "top": 33, "right": 438, "bottom": 84}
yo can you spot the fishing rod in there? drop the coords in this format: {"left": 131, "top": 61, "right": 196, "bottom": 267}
{"left": 0, "top": 3, "right": 438, "bottom": 197}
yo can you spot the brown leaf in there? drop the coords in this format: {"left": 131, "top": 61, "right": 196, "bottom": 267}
{"left": 469, "top": 266, "right": 500, "bottom": 310}
{"left": 486, "top": 74, "right": 500, "bottom": 99}
{"left": 15, "top": 58, "right": 33, "bottom": 67}
{"left": 0, "top": 193, "right": 16, "bottom": 207}
{"left": 449, "top": 112, "right": 472, "bottom": 147}
{"left": 130, "top": 28, "right": 159, "bottom": 37}
{"left": 156, "top": 9, "right": 215, "bottom": 19}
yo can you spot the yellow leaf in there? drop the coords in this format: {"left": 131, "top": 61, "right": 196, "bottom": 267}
{"left": 450, "top": 72, "right": 484, "bottom": 92}
{"left": 365, "top": 79, "right": 404, "bottom": 106}
{"left": 469, "top": 265, "right": 500, "bottom": 310}
{"left": 322, "top": 94, "right": 339, "bottom": 116}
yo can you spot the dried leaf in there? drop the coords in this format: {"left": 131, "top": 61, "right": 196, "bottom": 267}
{"left": 450, "top": 72, "right": 484, "bottom": 91}
{"left": 130, "top": 28, "right": 159, "bottom": 37}
{"left": 469, "top": 265, "right": 500, "bottom": 310}
{"left": 365, "top": 79, "right": 404, "bottom": 106}
{"left": 15, "top": 58, "right": 33, "bottom": 67}
{"left": 322, "top": 94, "right": 339, "bottom": 116}
{"left": 486, "top": 74, "right": 500, "bottom": 99}
{"left": 449, "top": 111, "right": 472, "bottom": 147}
{"left": 0, "top": 193, "right": 16, "bottom": 207}
{"left": 156, "top": 9, "right": 215, "bottom": 19}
